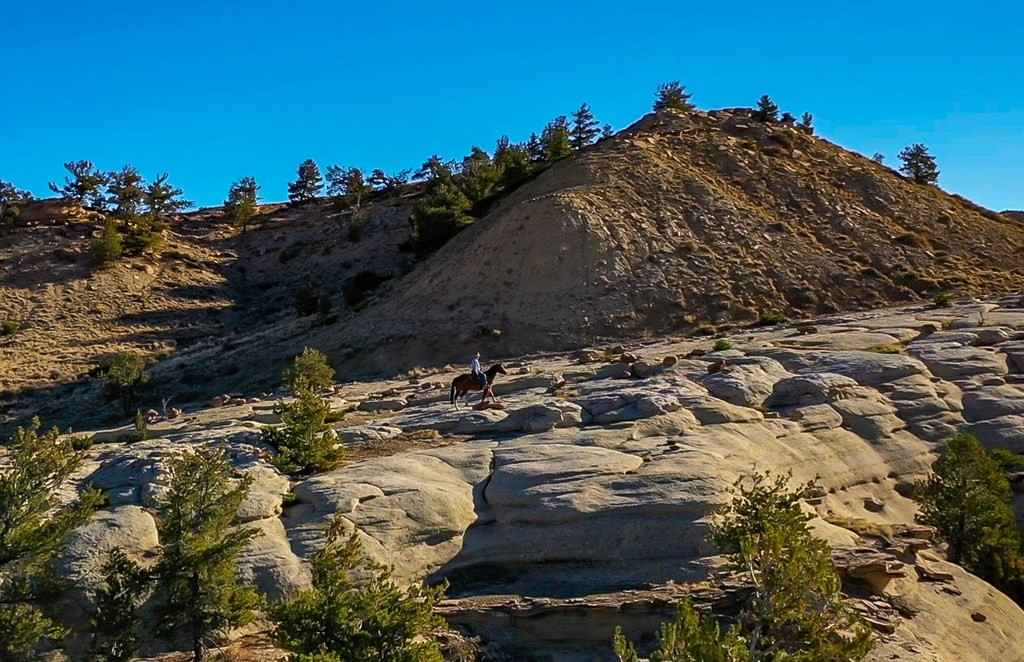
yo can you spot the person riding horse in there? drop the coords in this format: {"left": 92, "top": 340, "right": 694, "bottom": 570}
{"left": 450, "top": 356, "right": 507, "bottom": 408}
{"left": 470, "top": 352, "right": 487, "bottom": 391}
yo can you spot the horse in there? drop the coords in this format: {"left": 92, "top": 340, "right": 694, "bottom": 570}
{"left": 450, "top": 363, "right": 508, "bottom": 408}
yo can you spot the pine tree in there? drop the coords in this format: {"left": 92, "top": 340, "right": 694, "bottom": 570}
{"left": 755, "top": 95, "right": 779, "bottom": 122}
{"left": 872, "top": 152, "right": 885, "bottom": 165}
{"left": 326, "top": 166, "right": 372, "bottom": 210}
{"left": 0, "top": 180, "right": 32, "bottom": 233}
{"left": 601, "top": 124, "right": 614, "bottom": 140}
{"left": 224, "top": 177, "right": 260, "bottom": 233}
{"left": 270, "top": 517, "right": 446, "bottom": 661}
{"left": 288, "top": 159, "right": 323, "bottom": 203}
{"left": 90, "top": 218, "right": 124, "bottom": 266}
{"left": 540, "top": 116, "right": 573, "bottom": 161}
{"left": 153, "top": 448, "right": 260, "bottom": 662}
{"left": 494, "top": 137, "right": 533, "bottom": 188}
{"left": 898, "top": 143, "right": 940, "bottom": 184}
{"left": 459, "top": 147, "right": 499, "bottom": 202}
{"left": 144, "top": 173, "right": 191, "bottom": 227}
{"left": 410, "top": 177, "right": 473, "bottom": 255}
{"left": 800, "top": 112, "right": 814, "bottom": 133}
{"left": 49, "top": 160, "right": 108, "bottom": 208}
{"left": 106, "top": 165, "right": 146, "bottom": 222}
{"left": 614, "top": 598, "right": 749, "bottom": 662}
{"left": 263, "top": 386, "right": 344, "bottom": 475}
{"left": 100, "top": 352, "right": 150, "bottom": 416}
{"left": 415, "top": 155, "right": 452, "bottom": 182}
{"left": 653, "top": 81, "right": 694, "bottom": 112}
{"left": 526, "top": 132, "right": 544, "bottom": 162}
{"left": 570, "top": 103, "right": 600, "bottom": 150}
{"left": 282, "top": 346, "right": 335, "bottom": 393}
{"left": 88, "top": 549, "right": 151, "bottom": 662}
{"left": 0, "top": 419, "right": 103, "bottom": 661}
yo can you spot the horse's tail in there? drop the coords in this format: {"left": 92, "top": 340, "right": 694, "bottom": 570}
{"left": 450, "top": 380, "right": 457, "bottom": 405}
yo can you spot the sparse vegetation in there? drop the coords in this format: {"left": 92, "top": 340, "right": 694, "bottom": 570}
{"left": 326, "top": 165, "right": 372, "bottom": 211}
{"left": 263, "top": 386, "right": 344, "bottom": 475}
{"left": 99, "top": 352, "right": 151, "bottom": 416}
{"left": 224, "top": 176, "right": 260, "bottom": 233}
{"left": 914, "top": 434, "right": 1024, "bottom": 604}
{"left": 754, "top": 310, "right": 787, "bottom": 326}
{"left": 540, "top": 116, "right": 573, "bottom": 161}
{"left": 653, "top": 81, "right": 695, "bottom": 112}
{"left": 0, "top": 180, "right": 32, "bottom": 233}
{"left": 713, "top": 339, "right": 733, "bottom": 352}
{"left": 1, "top": 319, "right": 21, "bottom": 336}
{"left": 153, "top": 448, "right": 261, "bottom": 662}
{"left": 615, "top": 472, "right": 872, "bottom": 661}
{"left": 872, "top": 152, "right": 885, "bottom": 164}
{"left": 269, "top": 516, "right": 447, "bottom": 661}
{"left": 88, "top": 549, "right": 151, "bottom": 662}
{"left": 90, "top": 219, "right": 125, "bottom": 266}
{"left": 282, "top": 346, "right": 335, "bottom": 393}
{"left": 0, "top": 419, "right": 103, "bottom": 661}
{"left": 933, "top": 291, "right": 953, "bottom": 307}
{"left": 49, "top": 160, "right": 108, "bottom": 208}
{"left": 799, "top": 112, "right": 814, "bottom": 134}
{"left": 288, "top": 159, "right": 324, "bottom": 204}
{"left": 898, "top": 143, "right": 940, "bottom": 185}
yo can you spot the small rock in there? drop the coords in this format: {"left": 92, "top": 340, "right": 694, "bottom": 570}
{"left": 971, "top": 611, "right": 987, "bottom": 623}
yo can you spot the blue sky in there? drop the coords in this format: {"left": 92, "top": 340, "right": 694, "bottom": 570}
{"left": 2, "top": 1, "right": 1022, "bottom": 210}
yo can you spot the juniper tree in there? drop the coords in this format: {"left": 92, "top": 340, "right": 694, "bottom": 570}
{"left": 898, "top": 143, "right": 939, "bottom": 184}
{"left": 100, "top": 352, "right": 150, "bottom": 415}
{"left": 90, "top": 218, "right": 124, "bottom": 266}
{"left": 0, "top": 419, "right": 103, "bottom": 661}
{"left": 263, "top": 386, "right": 344, "bottom": 475}
{"left": 540, "top": 116, "right": 573, "bottom": 161}
{"left": 288, "top": 159, "right": 324, "bottom": 203}
{"left": 0, "top": 180, "right": 32, "bottom": 232}
{"left": 571, "top": 103, "right": 601, "bottom": 150}
{"left": 410, "top": 176, "right": 473, "bottom": 255}
{"left": 224, "top": 177, "right": 260, "bottom": 233}
{"left": 282, "top": 346, "right": 335, "bottom": 393}
{"left": 88, "top": 549, "right": 151, "bottom": 662}
{"left": 143, "top": 173, "right": 191, "bottom": 227}
{"left": 153, "top": 448, "right": 260, "bottom": 662}
{"left": 653, "top": 81, "right": 694, "bottom": 112}
{"left": 270, "top": 517, "right": 446, "bottom": 661}
{"left": 755, "top": 95, "right": 779, "bottom": 122}
{"left": 326, "top": 166, "right": 372, "bottom": 210}
{"left": 49, "top": 160, "right": 108, "bottom": 208}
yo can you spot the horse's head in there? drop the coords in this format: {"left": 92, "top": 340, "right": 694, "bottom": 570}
{"left": 490, "top": 363, "right": 509, "bottom": 376}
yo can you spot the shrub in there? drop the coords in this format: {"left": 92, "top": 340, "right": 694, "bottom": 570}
{"left": 153, "top": 448, "right": 260, "bottom": 660}
{"left": 754, "top": 311, "right": 787, "bottom": 327}
{"left": 615, "top": 472, "right": 873, "bottom": 661}
{"left": 755, "top": 95, "right": 779, "bottom": 122}
{"left": 933, "top": 291, "right": 953, "bottom": 307}
{"left": 914, "top": 434, "right": 1024, "bottom": 602}
{"left": 88, "top": 549, "right": 150, "bottom": 662}
{"left": 270, "top": 516, "right": 446, "bottom": 662}
{"left": 282, "top": 347, "right": 335, "bottom": 393}
{"left": 263, "top": 386, "right": 344, "bottom": 475}
{"left": 0, "top": 419, "right": 103, "bottom": 660}
{"left": 409, "top": 179, "right": 473, "bottom": 255}
{"left": 91, "top": 219, "right": 124, "bottom": 266}
{"left": 712, "top": 339, "right": 733, "bottom": 352}
{"left": 100, "top": 352, "right": 150, "bottom": 415}
{"left": 1, "top": 320, "right": 20, "bottom": 336}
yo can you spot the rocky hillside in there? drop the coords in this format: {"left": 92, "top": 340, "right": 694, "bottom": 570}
{"left": 29, "top": 295, "right": 1024, "bottom": 660}
{"left": 4, "top": 107, "right": 1024, "bottom": 434}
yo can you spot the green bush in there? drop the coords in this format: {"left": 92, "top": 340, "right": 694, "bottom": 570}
{"left": 88, "top": 549, "right": 151, "bottom": 662}
{"left": 283, "top": 347, "right": 335, "bottom": 393}
{"left": 615, "top": 472, "right": 873, "bottom": 661}
{"left": 99, "top": 353, "right": 150, "bottom": 415}
{"left": 754, "top": 311, "right": 787, "bottom": 327}
{"left": 1, "top": 320, "right": 20, "bottom": 336}
{"left": 933, "top": 291, "right": 953, "bottom": 307}
{"left": 91, "top": 219, "right": 124, "bottom": 266}
{"left": 263, "top": 387, "right": 344, "bottom": 475}
{"left": 712, "top": 339, "right": 733, "bottom": 352}
{"left": 270, "top": 517, "right": 446, "bottom": 662}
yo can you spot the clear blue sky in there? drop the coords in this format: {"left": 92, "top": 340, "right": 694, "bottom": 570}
{"left": 2, "top": 1, "right": 1022, "bottom": 210}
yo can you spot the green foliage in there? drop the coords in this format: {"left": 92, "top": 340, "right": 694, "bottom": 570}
{"left": 613, "top": 599, "right": 749, "bottom": 662}
{"left": 282, "top": 347, "right": 335, "bottom": 393}
{"left": 368, "top": 168, "right": 411, "bottom": 193}
{"left": 1, "top": 319, "right": 21, "bottom": 336}
{"left": 459, "top": 147, "right": 500, "bottom": 203}
{"left": 898, "top": 143, "right": 939, "bottom": 184}
{"left": 0, "top": 418, "right": 103, "bottom": 660}
{"left": 270, "top": 517, "right": 446, "bottom": 662}
{"left": 708, "top": 472, "right": 873, "bottom": 661}
{"left": 106, "top": 165, "right": 167, "bottom": 254}
{"left": 133, "top": 410, "right": 150, "bottom": 442}
{"left": 91, "top": 219, "right": 125, "bottom": 266}
{"left": 799, "top": 112, "right": 814, "bottom": 133}
{"left": 653, "top": 81, "right": 694, "bottom": 112}
{"left": 493, "top": 137, "right": 534, "bottom": 189}
{"left": 224, "top": 177, "right": 260, "bottom": 233}
{"left": 294, "top": 281, "right": 331, "bottom": 318}
{"left": 0, "top": 179, "right": 32, "bottom": 233}
{"left": 106, "top": 165, "right": 146, "bottom": 222}
{"left": 754, "top": 311, "right": 787, "bottom": 326}
{"left": 289, "top": 159, "right": 324, "bottom": 203}
{"left": 264, "top": 387, "right": 345, "bottom": 475}
{"left": 571, "top": 103, "right": 601, "bottom": 149}
{"left": 601, "top": 124, "right": 614, "bottom": 139}
{"left": 409, "top": 177, "right": 473, "bottom": 255}
{"left": 326, "top": 166, "right": 373, "bottom": 210}
{"left": 933, "top": 291, "right": 953, "bottom": 307}
{"left": 153, "top": 448, "right": 261, "bottom": 661}
{"left": 100, "top": 352, "right": 150, "bottom": 415}
{"left": 88, "top": 549, "right": 151, "bottom": 662}
{"left": 871, "top": 152, "right": 885, "bottom": 165}
{"left": 755, "top": 95, "right": 779, "bottom": 122}
{"left": 540, "top": 116, "right": 573, "bottom": 161}
{"left": 914, "top": 434, "right": 1024, "bottom": 601}
{"left": 144, "top": 172, "right": 191, "bottom": 226}
{"left": 713, "top": 339, "right": 733, "bottom": 352}
{"left": 49, "top": 160, "right": 108, "bottom": 208}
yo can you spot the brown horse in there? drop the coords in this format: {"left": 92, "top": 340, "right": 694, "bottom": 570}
{"left": 450, "top": 363, "right": 508, "bottom": 408}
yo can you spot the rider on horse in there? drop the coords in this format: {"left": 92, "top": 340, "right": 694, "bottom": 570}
{"left": 470, "top": 352, "right": 487, "bottom": 391}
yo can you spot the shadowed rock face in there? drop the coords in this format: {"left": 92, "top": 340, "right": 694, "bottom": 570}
{"left": 37, "top": 296, "right": 1024, "bottom": 659}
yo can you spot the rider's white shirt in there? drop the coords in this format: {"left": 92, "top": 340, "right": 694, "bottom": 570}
{"left": 470, "top": 357, "right": 482, "bottom": 374}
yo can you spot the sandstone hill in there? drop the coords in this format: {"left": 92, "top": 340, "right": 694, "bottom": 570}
{"left": 4, "top": 107, "right": 1024, "bottom": 435}
{"left": 21, "top": 295, "right": 1024, "bottom": 660}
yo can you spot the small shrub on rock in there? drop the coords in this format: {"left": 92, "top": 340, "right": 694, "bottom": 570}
{"left": 283, "top": 347, "right": 335, "bottom": 393}
{"left": 270, "top": 516, "right": 447, "bottom": 662}
{"left": 1, "top": 319, "right": 20, "bottom": 336}
{"left": 88, "top": 549, "right": 151, "bottom": 662}
{"left": 713, "top": 339, "right": 733, "bottom": 352}
{"left": 99, "top": 352, "right": 150, "bottom": 415}
{"left": 263, "top": 386, "right": 344, "bottom": 475}
{"left": 91, "top": 219, "right": 124, "bottom": 267}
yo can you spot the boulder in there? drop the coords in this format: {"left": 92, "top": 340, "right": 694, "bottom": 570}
{"left": 765, "top": 373, "right": 861, "bottom": 408}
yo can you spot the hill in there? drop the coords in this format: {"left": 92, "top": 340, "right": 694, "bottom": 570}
{"left": 4, "top": 107, "right": 1024, "bottom": 434}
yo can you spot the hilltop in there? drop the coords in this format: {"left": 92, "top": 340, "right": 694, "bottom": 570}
{"left": 3, "top": 107, "right": 1024, "bottom": 434}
